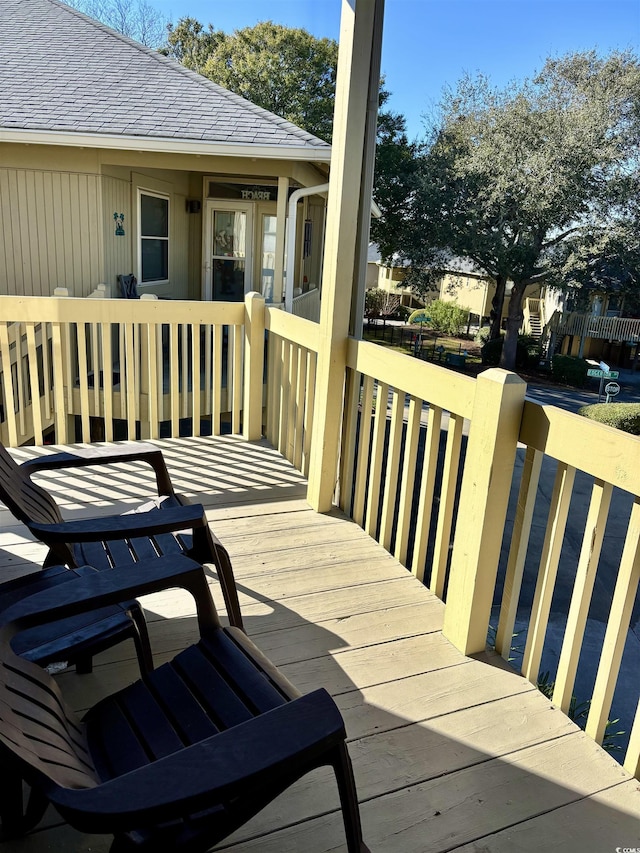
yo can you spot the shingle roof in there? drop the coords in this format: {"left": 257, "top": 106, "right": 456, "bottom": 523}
{"left": 0, "top": 0, "right": 330, "bottom": 152}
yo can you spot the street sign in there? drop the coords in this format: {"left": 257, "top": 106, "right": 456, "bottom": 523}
{"left": 605, "top": 381, "right": 621, "bottom": 397}
{"left": 587, "top": 369, "right": 619, "bottom": 378}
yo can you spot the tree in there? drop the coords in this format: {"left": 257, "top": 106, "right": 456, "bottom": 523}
{"left": 370, "top": 108, "right": 420, "bottom": 264}
{"left": 364, "top": 288, "right": 401, "bottom": 326}
{"left": 396, "top": 51, "right": 640, "bottom": 370}
{"left": 163, "top": 18, "right": 417, "bottom": 260}
{"left": 64, "top": 0, "right": 168, "bottom": 47}
{"left": 164, "top": 19, "right": 337, "bottom": 142}
{"left": 162, "top": 17, "right": 224, "bottom": 74}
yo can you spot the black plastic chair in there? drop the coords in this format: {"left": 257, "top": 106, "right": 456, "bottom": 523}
{"left": 0, "top": 556, "right": 370, "bottom": 852}
{"left": 117, "top": 274, "right": 138, "bottom": 299}
{"left": 0, "top": 441, "right": 244, "bottom": 674}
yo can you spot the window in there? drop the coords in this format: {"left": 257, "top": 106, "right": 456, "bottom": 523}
{"left": 140, "top": 192, "right": 169, "bottom": 282}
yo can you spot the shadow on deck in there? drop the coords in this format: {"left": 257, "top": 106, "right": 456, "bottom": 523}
{"left": 1, "top": 436, "right": 638, "bottom": 852}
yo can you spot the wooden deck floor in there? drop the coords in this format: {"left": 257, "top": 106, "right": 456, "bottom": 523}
{"left": 1, "top": 436, "right": 639, "bottom": 852}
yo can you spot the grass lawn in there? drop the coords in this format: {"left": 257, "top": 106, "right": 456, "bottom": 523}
{"left": 363, "top": 324, "right": 484, "bottom": 370}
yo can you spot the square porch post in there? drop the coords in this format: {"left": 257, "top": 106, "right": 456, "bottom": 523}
{"left": 307, "top": 0, "right": 385, "bottom": 512}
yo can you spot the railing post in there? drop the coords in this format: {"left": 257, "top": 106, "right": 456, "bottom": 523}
{"left": 442, "top": 368, "right": 526, "bottom": 656}
{"left": 306, "top": 0, "right": 382, "bottom": 512}
{"left": 243, "top": 291, "right": 266, "bottom": 440}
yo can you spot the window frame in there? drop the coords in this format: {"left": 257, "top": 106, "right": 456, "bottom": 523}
{"left": 138, "top": 189, "right": 170, "bottom": 285}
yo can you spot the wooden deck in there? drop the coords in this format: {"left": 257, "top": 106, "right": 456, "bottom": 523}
{"left": 1, "top": 436, "right": 639, "bottom": 852}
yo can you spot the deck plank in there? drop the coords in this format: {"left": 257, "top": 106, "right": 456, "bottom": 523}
{"left": 1, "top": 436, "right": 639, "bottom": 853}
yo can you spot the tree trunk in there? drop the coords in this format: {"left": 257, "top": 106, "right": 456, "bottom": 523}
{"left": 488, "top": 274, "right": 507, "bottom": 340}
{"left": 500, "top": 281, "right": 526, "bottom": 371}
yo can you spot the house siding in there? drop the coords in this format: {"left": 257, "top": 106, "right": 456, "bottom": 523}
{"left": 0, "top": 162, "right": 103, "bottom": 297}
{"left": 101, "top": 173, "right": 132, "bottom": 294}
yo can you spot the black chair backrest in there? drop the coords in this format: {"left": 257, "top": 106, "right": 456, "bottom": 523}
{"left": 0, "top": 624, "right": 97, "bottom": 790}
{"left": 0, "top": 444, "right": 63, "bottom": 527}
{"left": 118, "top": 274, "right": 138, "bottom": 299}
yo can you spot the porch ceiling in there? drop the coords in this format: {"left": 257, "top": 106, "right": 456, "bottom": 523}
{"left": 1, "top": 436, "right": 639, "bottom": 852}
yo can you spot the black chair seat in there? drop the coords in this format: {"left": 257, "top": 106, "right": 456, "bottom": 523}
{"left": 0, "top": 565, "right": 148, "bottom": 673}
{"left": 0, "top": 441, "right": 243, "bottom": 675}
{"left": 0, "top": 557, "right": 370, "bottom": 852}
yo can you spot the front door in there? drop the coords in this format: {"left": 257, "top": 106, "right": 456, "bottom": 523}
{"left": 204, "top": 201, "right": 253, "bottom": 301}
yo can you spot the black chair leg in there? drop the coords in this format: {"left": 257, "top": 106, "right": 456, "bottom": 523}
{"left": 194, "top": 529, "right": 244, "bottom": 631}
{"left": 0, "top": 751, "right": 47, "bottom": 839}
{"left": 332, "top": 742, "right": 370, "bottom": 853}
{"left": 75, "top": 654, "right": 93, "bottom": 674}
{"left": 129, "top": 603, "right": 154, "bottom": 677}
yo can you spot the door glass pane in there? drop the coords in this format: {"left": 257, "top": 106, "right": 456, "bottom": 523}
{"left": 261, "top": 214, "right": 277, "bottom": 302}
{"left": 213, "top": 211, "right": 246, "bottom": 258}
{"left": 213, "top": 259, "right": 245, "bottom": 301}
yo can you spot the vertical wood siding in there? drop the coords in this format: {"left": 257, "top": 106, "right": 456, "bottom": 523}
{"left": 101, "top": 174, "right": 131, "bottom": 293}
{"left": 0, "top": 168, "right": 103, "bottom": 297}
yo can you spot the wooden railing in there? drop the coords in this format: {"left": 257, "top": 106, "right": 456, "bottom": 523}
{"left": 494, "top": 403, "right": 640, "bottom": 777}
{"left": 0, "top": 295, "right": 246, "bottom": 446}
{"left": 549, "top": 311, "right": 640, "bottom": 342}
{"left": 335, "top": 338, "right": 640, "bottom": 776}
{"left": 292, "top": 288, "right": 321, "bottom": 322}
{"left": 1, "top": 291, "right": 639, "bottom": 776}
{"left": 264, "top": 307, "right": 319, "bottom": 476}
{"left": 339, "top": 339, "right": 476, "bottom": 592}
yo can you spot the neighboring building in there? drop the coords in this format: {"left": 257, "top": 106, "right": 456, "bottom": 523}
{"left": 367, "top": 246, "right": 541, "bottom": 326}
{"left": 0, "top": 0, "right": 330, "bottom": 303}
{"left": 537, "top": 288, "right": 640, "bottom": 368}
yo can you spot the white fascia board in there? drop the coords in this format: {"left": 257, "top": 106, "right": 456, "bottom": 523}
{"left": 0, "top": 128, "right": 332, "bottom": 163}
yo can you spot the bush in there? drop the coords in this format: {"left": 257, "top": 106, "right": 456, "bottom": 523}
{"left": 481, "top": 335, "right": 529, "bottom": 368}
{"left": 578, "top": 403, "right": 640, "bottom": 435}
{"left": 474, "top": 326, "right": 492, "bottom": 345}
{"left": 518, "top": 335, "right": 543, "bottom": 368}
{"left": 551, "top": 355, "right": 588, "bottom": 387}
{"left": 428, "top": 299, "right": 469, "bottom": 335}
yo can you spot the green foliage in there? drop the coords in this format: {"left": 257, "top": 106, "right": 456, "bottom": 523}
{"left": 200, "top": 22, "right": 338, "bottom": 142}
{"left": 162, "top": 18, "right": 416, "bottom": 258}
{"left": 370, "top": 111, "right": 421, "bottom": 263}
{"left": 518, "top": 335, "right": 543, "bottom": 367}
{"left": 578, "top": 403, "right": 640, "bottom": 435}
{"left": 474, "top": 326, "right": 492, "bottom": 344}
{"left": 551, "top": 355, "right": 588, "bottom": 387}
{"left": 162, "top": 17, "right": 224, "bottom": 71}
{"left": 537, "top": 672, "right": 625, "bottom": 753}
{"left": 481, "top": 335, "right": 530, "bottom": 368}
{"left": 427, "top": 299, "right": 469, "bottom": 335}
{"left": 395, "top": 50, "right": 640, "bottom": 371}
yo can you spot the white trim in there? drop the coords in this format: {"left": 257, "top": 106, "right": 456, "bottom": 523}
{"left": 0, "top": 128, "right": 331, "bottom": 163}
{"left": 138, "top": 188, "right": 170, "bottom": 286}
{"left": 203, "top": 200, "right": 254, "bottom": 301}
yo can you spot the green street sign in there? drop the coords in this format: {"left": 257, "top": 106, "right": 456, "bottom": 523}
{"left": 587, "top": 369, "right": 619, "bottom": 378}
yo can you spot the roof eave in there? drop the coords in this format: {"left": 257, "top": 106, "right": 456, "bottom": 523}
{"left": 0, "top": 127, "right": 332, "bottom": 163}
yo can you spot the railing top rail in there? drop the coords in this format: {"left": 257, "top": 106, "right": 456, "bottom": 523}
{"left": 347, "top": 337, "right": 476, "bottom": 419}
{"left": 265, "top": 305, "right": 321, "bottom": 352}
{"left": 0, "top": 295, "right": 245, "bottom": 326}
{"left": 520, "top": 399, "right": 640, "bottom": 496}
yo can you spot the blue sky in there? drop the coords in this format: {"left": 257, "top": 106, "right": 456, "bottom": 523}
{"left": 154, "top": 0, "right": 640, "bottom": 139}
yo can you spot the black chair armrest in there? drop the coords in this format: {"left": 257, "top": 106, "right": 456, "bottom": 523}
{"left": 0, "top": 554, "right": 218, "bottom": 638}
{"left": 30, "top": 503, "right": 206, "bottom": 544}
{"left": 22, "top": 444, "right": 174, "bottom": 496}
{"left": 51, "top": 689, "right": 345, "bottom": 833}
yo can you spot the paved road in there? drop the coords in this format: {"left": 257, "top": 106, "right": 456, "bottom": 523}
{"left": 497, "top": 368, "right": 640, "bottom": 756}
{"left": 525, "top": 367, "right": 640, "bottom": 412}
